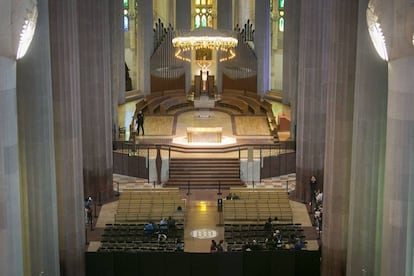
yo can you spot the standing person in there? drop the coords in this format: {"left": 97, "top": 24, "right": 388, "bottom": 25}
{"left": 86, "top": 206, "right": 93, "bottom": 225}
{"left": 136, "top": 110, "right": 144, "bottom": 135}
{"left": 309, "top": 175, "right": 317, "bottom": 206}
{"left": 216, "top": 240, "right": 225, "bottom": 252}
{"left": 210, "top": 240, "right": 217, "bottom": 253}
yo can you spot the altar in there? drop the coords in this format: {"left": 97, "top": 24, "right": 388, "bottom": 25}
{"left": 187, "top": 127, "right": 222, "bottom": 143}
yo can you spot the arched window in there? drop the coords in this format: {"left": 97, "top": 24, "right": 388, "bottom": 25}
{"left": 194, "top": 0, "right": 213, "bottom": 28}
{"left": 195, "top": 15, "right": 201, "bottom": 28}
{"left": 201, "top": 15, "right": 207, "bottom": 27}
{"left": 123, "top": 0, "right": 129, "bottom": 31}
{"left": 278, "top": 0, "right": 284, "bottom": 32}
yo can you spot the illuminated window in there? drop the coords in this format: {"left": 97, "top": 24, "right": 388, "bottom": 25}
{"left": 201, "top": 15, "right": 207, "bottom": 27}
{"left": 124, "top": 16, "right": 129, "bottom": 31}
{"left": 194, "top": 0, "right": 213, "bottom": 28}
{"left": 195, "top": 15, "right": 201, "bottom": 28}
{"left": 278, "top": 0, "right": 284, "bottom": 32}
{"left": 123, "top": 0, "right": 129, "bottom": 31}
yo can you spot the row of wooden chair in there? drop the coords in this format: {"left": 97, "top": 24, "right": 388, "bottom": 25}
{"left": 116, "top": 190, "right": 186, "bottom": 223}
{"left": 223, "top": 189, "right": 293, "bottom": 223}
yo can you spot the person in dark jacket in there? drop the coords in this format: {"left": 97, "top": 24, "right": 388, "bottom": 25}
{"left": 136, "top": 110, "right": 144, "bottom": 135}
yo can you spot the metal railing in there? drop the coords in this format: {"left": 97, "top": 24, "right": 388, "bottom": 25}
{"left": 113, "top": 140, "right": 296, "bottom": 181}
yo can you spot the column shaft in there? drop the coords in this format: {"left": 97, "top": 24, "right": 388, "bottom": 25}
{"left": 137, "top": 0, "right": 153, "bottom": 95}
{"left": 78, "top": 0, "right": 114, "bottom": 202}
{"left": 322, "top": 0, "right": 359, "bottom": 275}
{"left": 109, "top": 0, "right": 125, "bottom": 137}
{"left": 216, "top": 0, "right": 233, "bottom": 93}
{"left": 346, "top": 1, "right": 388, "bottom": 275}
{"left": 254, "top": 0, "right": 270, "bottom": 96}
{"left": 282, "top": 0, "right": 301, "bottom": 138}
{"left": 16, "top": 0, "right": 60, "bottom": 274}
{"left": 295, "top": 0, "right": 327, "bottom": 203}
{"left": 0, "top": 57, "right": 24, "bottom": 276}
{"left": 49, "top": 1, "right": 85, "bottom": 275}
{"left": 381, "top": 56, "right": 414, "bottom": 276}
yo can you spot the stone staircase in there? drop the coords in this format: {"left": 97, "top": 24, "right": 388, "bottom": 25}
{"left": 165, "top": 158, "right": 245, "bottom": 189}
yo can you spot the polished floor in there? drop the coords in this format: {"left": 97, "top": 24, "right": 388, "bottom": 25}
{"left": 86, "top": 98, "right": 319, "bottom": 253}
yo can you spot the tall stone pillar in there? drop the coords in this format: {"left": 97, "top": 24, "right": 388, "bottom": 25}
{"left": 0, "top": 57, "right": 24, "bottom": 276}
{"left": 282, "top": 0, "right": 301, "bottom": 139}
{"left": 234, "top": 0, "right": 254, "bottom": 26}
{"left": 322, "top": 1, "right": 359, "bottom": 275}
{"left": 78, "top": 0, "right": 114, "bottom": 202}
{"left": 154, "top": 0, "right": 173, "bottom": 24}
{"left": 295, "top": 0, "right": 327, "bottom": 203}
{"left": 254, "top": 0, "right": 270, "bottom": 97}
{"left": 48, "top": 1, "right": 85, "bottom": 275}
{"left": 176, "top": 0, "right": 191, "bottom": 93}
{"left": 217, "top": 0, "right": 233, "bottom": 93}
{"left": 109, "top": 0, "right": 125, "bottom": 138}
{"left": 378, "top": 2, "right": 414, "bottom": 273}
{"left": 381, "top": 55, "right": 414, "bottom": 276}
{"left": 345, "top": 1, "right": 388, "bottom": 275}
{"left": 16, "top": 0, "right": 60, "bottom": 274}
{"left": 137, "top": 0, "right": 153, "bottom": 96}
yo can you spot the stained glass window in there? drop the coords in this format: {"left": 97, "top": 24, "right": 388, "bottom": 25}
{"left": 278, "top": 0, "right": 284, "bottom": 32}
{"left": 194, "top": 0, "right": 213, "bottom": 28}
{"left": 195, "top": 15, "right": 201, "bottom": 28}
{"left": 124, "top": 16, "right": 129, "bottom": 31}
{"left": 201, "top": 15, "right": 207, "bottom": 27}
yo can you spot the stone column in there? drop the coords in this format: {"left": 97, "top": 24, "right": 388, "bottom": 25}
{"left": 321, "top": 1, "right": 359, "bottom": 275}
{"left": 175, "top": 0, "right": 191, "bottom": 30}
{"left": 176, "top": 0, "right": 191, "bottom": 93}
{"left": 16, "top": 0, "right": 60, "bottom": 274}
{"left": 381, "top": 55, "right": 414, "bottom": 276}
{"left": 137, "top": 0, "right": 153, "bottom": 96}
{"left": 217, "top": 0, "right": 233, "bottom": 93}
{"left": 217, "top": 0, "right": 232, "bottom": 29}
{"left": 345, "top": 1, "right": 388, "bottom": 275}
{"left": 374, "top": 2, "right": 414, "bottom": 275}
{"left": 78, "top": 0, "right": 114, "bottom": 202}
{"left": 154, "top": 0, "right": 173, "bottom": 24}
{"left": 255, "top": 0, "right": 270, "bottom": 97}
{"left": 282, "top": 0, "right": 301, "bottom": 139}
{"left": 0, "top": 57, "right": 24, "bottom": 276}
{"left": 295, "top": 0, "right": 327, "bottom": 203}
{"left": 234, "top": 0, "right": 254, "bottom": 26}
{"left": 48, "top": 1, "right": 85, "bottom": 275}
{"left": 109, "top": 0, "right": 125, "bottom": 138}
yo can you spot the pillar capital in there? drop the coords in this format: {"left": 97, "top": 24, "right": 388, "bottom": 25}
{"left": 368, "top": 0, "right": 414, "bottom": 61}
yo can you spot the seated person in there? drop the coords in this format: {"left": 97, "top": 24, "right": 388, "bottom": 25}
{"left": 175, "top": 239, "right": 184, "bottom": 252}
{"left": 159, "top": 218, "right": 168, "bottom": 231}
{"left": 144, "top": 221, "right": 155, "bottom": 236}
{"left": 175, "top": 206, "right": 183, "bottom": 213}
{"left": 158, "top": 233, "right": 167, "bottom": 242}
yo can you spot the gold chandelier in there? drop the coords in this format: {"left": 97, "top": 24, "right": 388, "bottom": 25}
{"left": 172, "top": 27, "right": 238, "bottom": 62}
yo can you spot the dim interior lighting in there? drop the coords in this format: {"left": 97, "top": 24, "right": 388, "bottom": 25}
{"left": 172, "top": 27, "right": 238, "bottom": 62}
{"left": 366, "top": 5, "right": 388, "bottom": 61}
{"left": 16, "top": 4, "right": 38, "bottom": 60}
